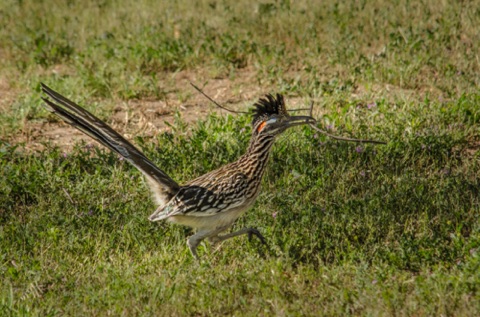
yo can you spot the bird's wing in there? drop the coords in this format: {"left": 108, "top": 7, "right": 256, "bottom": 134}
{"left": 41, "top": 83, "right": 180, "bottom": 204}
{"left": 167, "top": 170, "right": 251, "bottom": 217}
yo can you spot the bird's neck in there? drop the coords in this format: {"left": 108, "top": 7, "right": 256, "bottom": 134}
{"left": 239, "top": 134, "right": 276, "bottom": 178}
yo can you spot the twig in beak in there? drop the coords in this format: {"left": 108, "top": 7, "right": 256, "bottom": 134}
{"left": 190, "top": 82, "right": 249, "bottom": 114}
{"left": 191, "top": 82, "right": 386, "bottom": 145}
{"left": 309, "top": 124, "right": 386, "bottom": 144}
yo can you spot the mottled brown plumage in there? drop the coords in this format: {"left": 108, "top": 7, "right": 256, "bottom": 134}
{"left": 41, "top": 84, "right": 315, "bottom": 259}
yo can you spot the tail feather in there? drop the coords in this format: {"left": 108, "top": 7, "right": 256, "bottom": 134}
{"left": 41, "top": 83, "right": 180, "bottom": 204}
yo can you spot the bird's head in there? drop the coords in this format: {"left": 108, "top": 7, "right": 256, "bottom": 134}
{"left": 251, "top": 94, "right": 316, "bottom": 137}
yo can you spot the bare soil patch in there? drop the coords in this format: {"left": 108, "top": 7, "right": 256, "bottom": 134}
{"left": 0, "top": 76, "right": 17, "bottom": 113}
{"left": 5, "top": 67, "right": 447, "bottom": 153}
{"left": 11, "top": 68, "right": 267, "bottom": 152}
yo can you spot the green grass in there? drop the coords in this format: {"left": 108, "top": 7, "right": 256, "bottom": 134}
{"left": 1, "top": 0, "right": 480, "bottom": 316}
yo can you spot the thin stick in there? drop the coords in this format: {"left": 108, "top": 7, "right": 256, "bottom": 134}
{"left": 191, "top": 82, "right": 386, "bottom": 144}
{"left": 191, "top": 82, "right": 309, "bottom": 114}
{"left": 190, "top": 82, "right": 249, "bottom": 114}
{"left": 289, "top": 108, "right": 311, "bottom": 112}
{"left": 309, "top": 124, "right": 387, "bottom": 144}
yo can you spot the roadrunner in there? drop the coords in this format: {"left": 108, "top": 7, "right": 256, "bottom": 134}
{"left": 41, "top": 83, "right": 316, "bottom": 258}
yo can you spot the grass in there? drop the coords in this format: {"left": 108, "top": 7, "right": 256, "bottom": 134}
{"left": 1, "top": 0, "right": 480, "bottom": 316}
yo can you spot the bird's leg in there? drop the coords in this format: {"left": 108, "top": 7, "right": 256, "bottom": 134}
{"left": 187, "top": 226, "right": 229, "bottom": 259}
{"left": 207, "top": 235, "right": 222, "bottom": 245}
{"left": 247, "top": 228, "right": 267, "bottom": 244}
{"left": 187, "top": 230, "right": 210, "bottom": 260}
{"left": 215, "top": 227, "right": 267, "bottom": 245}
{"left": 186, "top": 237, "right": 200, "bottom": 260}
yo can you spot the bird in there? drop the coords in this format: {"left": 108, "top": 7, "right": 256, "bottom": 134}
{"left": 40, "top": 83, "right": 316, "bottom": 259}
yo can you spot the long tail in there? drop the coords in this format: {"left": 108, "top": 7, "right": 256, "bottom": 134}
{"left": 41, "top": 83, "right": 180, "bottom": 204}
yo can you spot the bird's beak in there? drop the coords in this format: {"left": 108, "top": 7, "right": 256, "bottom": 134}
{"left": 283, "top": 115, "right": 316, "bottom": 128}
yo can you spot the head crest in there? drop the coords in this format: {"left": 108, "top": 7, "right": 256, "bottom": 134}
{"left": 251, "top": 94, "right": 288, "bottom": 126}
